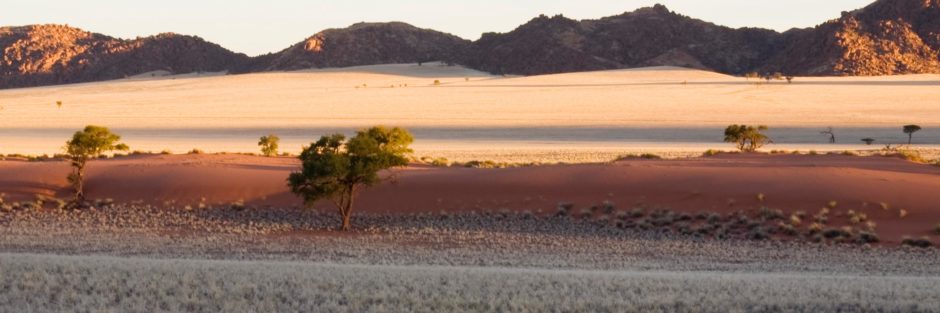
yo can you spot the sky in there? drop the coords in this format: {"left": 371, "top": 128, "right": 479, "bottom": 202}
{"left": 4, "top": 0, "right": 876, "bottom": 56}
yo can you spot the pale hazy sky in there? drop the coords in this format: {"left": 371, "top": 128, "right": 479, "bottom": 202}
{"left": 5, "top": 0, "right": 875, "bottom": 56}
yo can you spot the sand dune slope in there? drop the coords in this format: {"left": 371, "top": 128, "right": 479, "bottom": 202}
{"left": 1, "top": 153, "right": 938, "bottom": 243}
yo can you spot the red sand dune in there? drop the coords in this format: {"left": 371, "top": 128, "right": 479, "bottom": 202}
{"left": 2, "top": 153, "right": 939, "bottom": 243}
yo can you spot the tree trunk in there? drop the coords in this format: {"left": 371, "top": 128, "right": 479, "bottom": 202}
{"left": 909, "top": 134, "right": 913, "bottom": 145}
{"left": 340, "top": 213, "right": 351, "bottom": 231}
{"left": 72, "top": 162, "right": 86, "bottom": 202}
{"left": 339, "top": 186, "right": 355, "bottom": 231}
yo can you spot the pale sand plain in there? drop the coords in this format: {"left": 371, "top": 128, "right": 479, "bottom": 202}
{"left": 1, "top": 63, "right": 938, "bottom": 161}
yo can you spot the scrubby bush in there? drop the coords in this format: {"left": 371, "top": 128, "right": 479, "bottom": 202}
{"left": 258, "top": 134, "right": 280, "bottom": 157}
{"left": 555, "top": 202, "right": 573, "bottom": 217}
{"left": 901, "top": 236, "right": 933, "bottom": 248}
{"left": 856, "top": 231, "right": 880, "bottom": 244}
{"left": 288, "top": 126, "right": 413, "bottom": 231}
{"left": 861, "top": 138, "right": 875, "bottom": 145}
{"left": 723, "top": 125, "right": 771, "bottom": 152}
{"left": 64, "top": 126, "right": 129, "bottom": 203}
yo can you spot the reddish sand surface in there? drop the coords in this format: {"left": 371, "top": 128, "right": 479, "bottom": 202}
{"left": 2, "top": 153, "right": 939, "bottom": 243}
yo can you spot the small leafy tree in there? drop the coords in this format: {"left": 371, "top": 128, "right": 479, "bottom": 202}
{"left": 288, "top": 126, "right": 413, "bottom": 230}
{"left": 258, "top": 134, "right": 280, "bottom": 157}
{"left": 903, "top": 125, "right": 922, "bottom": 145}
{"left": 724, "top": 124, "right": 771, "bottom": 152}
{"left": 65, "top": 125, "right": 129, "bottom": 203}
{"left": 785, "top": 76, "right": 794, "bottom": 84}
{"left": 861, "top": 138, "right": 875, "bottom": 145}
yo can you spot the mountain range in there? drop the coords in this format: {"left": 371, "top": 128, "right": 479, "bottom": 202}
{"left": 1, "top": 0, "right": 938, "bottom": 89}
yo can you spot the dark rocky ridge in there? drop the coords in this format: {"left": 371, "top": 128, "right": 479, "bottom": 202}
{"left": 1, "top": 0, "right": 938, "bottom": 89}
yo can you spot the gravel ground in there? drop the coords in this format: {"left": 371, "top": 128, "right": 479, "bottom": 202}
{"left": 1, "top": 204, "right": 939, "bottom": 312}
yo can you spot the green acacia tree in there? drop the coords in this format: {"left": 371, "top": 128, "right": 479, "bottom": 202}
{"left": 903, "top": 125, "right": 922, "bottom": 145}
{"left": 65, "top": 125, "right": 129, "bottom": 203}
{"left": 288, "top": 126, "right": 413, "bottom": 230}
{"left": 258, "top": 134, "right": 280, "bottom": 157}
{"left": 724, "top": 124, "right": 771, "bottom": 152}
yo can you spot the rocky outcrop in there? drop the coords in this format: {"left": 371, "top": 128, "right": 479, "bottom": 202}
{"left": 251, "top": 22, "right": 470, "bottom": 71}
{"left": 763, "top": 0, "right": 940, "bottom": 75}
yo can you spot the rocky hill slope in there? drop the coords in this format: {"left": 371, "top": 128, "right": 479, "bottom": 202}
{"left": 462, "top": 5, "right": 782, "bottom": 75}
{"left": 0, "top": 24, "right": 249, "bottom": 88}
{"left": 763, "top": 0, "right": 940, "bottom": 75}
{"left": 249, "top": 22, "right": 469, "bottom": 71}
{"left": 1, "top": 0, "right": 938, "bottom": 89}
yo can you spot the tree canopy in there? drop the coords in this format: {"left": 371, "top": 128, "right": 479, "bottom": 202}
{"left": 288, "top": 126, "right": 413, "bottom": 230}
{"left": 724, "top": 124, "right": 771, "bottom": 152}
{"left": 903, "top": 125, "right": 922, "bottom": 145}
{"left": 65, "top": 125, "right": 129, "bottom": 202}
{"left": 258, "top": 134, "right": 280, "bottom": 157}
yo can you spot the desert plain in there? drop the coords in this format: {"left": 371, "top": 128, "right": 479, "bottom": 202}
{"left": 2, "top": 64, "right": 940, "bottom": 312}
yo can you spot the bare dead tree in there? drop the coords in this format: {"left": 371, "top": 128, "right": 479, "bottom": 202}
{"left": 820, "top": 127, "right": 836, "bottom": 144}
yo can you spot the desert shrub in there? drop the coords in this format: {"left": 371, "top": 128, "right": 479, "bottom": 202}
{"left": 901, "top": 236, "right": 933, "bottom": 248}
{"left": 676, "top": 213, "right": 692, "bottom": 221}
{"left": 777, "top": 222, "right": 798, "bottom": 236}
{"left": 418, "top": 156, "right": 450, "bottom": 167}
{"left": 463, "top": 160, "right": 503, "bottom": 168}
{"left": 578, "top": 207, "right": 594, "bottom": 219}
{"left": 723, "top": 125, "right": 771, "bottom": 152}
{"left": 160, "top": 149, "right": 172, "bottom": 155}
{"left": 706, "top": 213, "right": 722, "bottom": 224}
{"left": 702, "top": 149, "right": 721, "bottom": 156}
{"left": 187, "top": 148, "right": 204, "bottom": 154}
{"left": 555, "top": 202, "right": 573, "bottom": 217}
{"left": 748, "top": 227, "right": 769, "bottom": 240}
{"left": 600, "top": 201, "right": 616, "bottom": 214}
{"left": 807, "top": 223, "right": 824, "bottom": 235}
{"left": 288, "top": 126, "right": 413, "bottom": 230}
{"left": 861, "top": 138, "right": 876, "bottom": 145}
{"left": 229, "top": 200, "right": 246, "bottom": 211}
{"left": 618, "top": 153, "right": 662, "bottom": 160}
{"left": 758, "top": 207, "right": 783, "bottom": 220}
{"left": 822, "top": 228, "right": 851, "bottom": 239}
{"left": 64, "top": 126, "right": 129, "bottom": 203}
{"left": 629, "top": 207, "right": 645, "bottom": 218}
{"left": 856, "top": 231, "right": 880, "bottom": 244}
{"left": 433, "top": 80, "right": 441, "bottom": 85}
{"left": 789, "top": 214, "right": 802, "bottom": 226}
{"left": 258, "top": 134, "right": 280, "bottom": 157}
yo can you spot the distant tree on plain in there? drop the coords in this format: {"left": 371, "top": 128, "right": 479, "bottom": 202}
{"left": 288, "top": 126, "right": 413, "bottom": 231}
{"left": 903, "top": 125, "right": 922, "bottom": 145}
{"left": 785, "top": 76, "right": 794, "bottom": 84}
{"left": 744, "top": 72, "right": 759, "bottom": 80}
{"left": 258, "top": 134, "right": 280, "bottom": 157}
{"left": 861, "top": 138, "right": 875, "bottom": 145}
{"left": 724, "top": 124, "right": 771, "bottom": 152}
{"left": 65, "top": 125, "right": 128, "bottom": 203}
{"left": 820, "top": 127, "right": 836, "bottom": 143}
